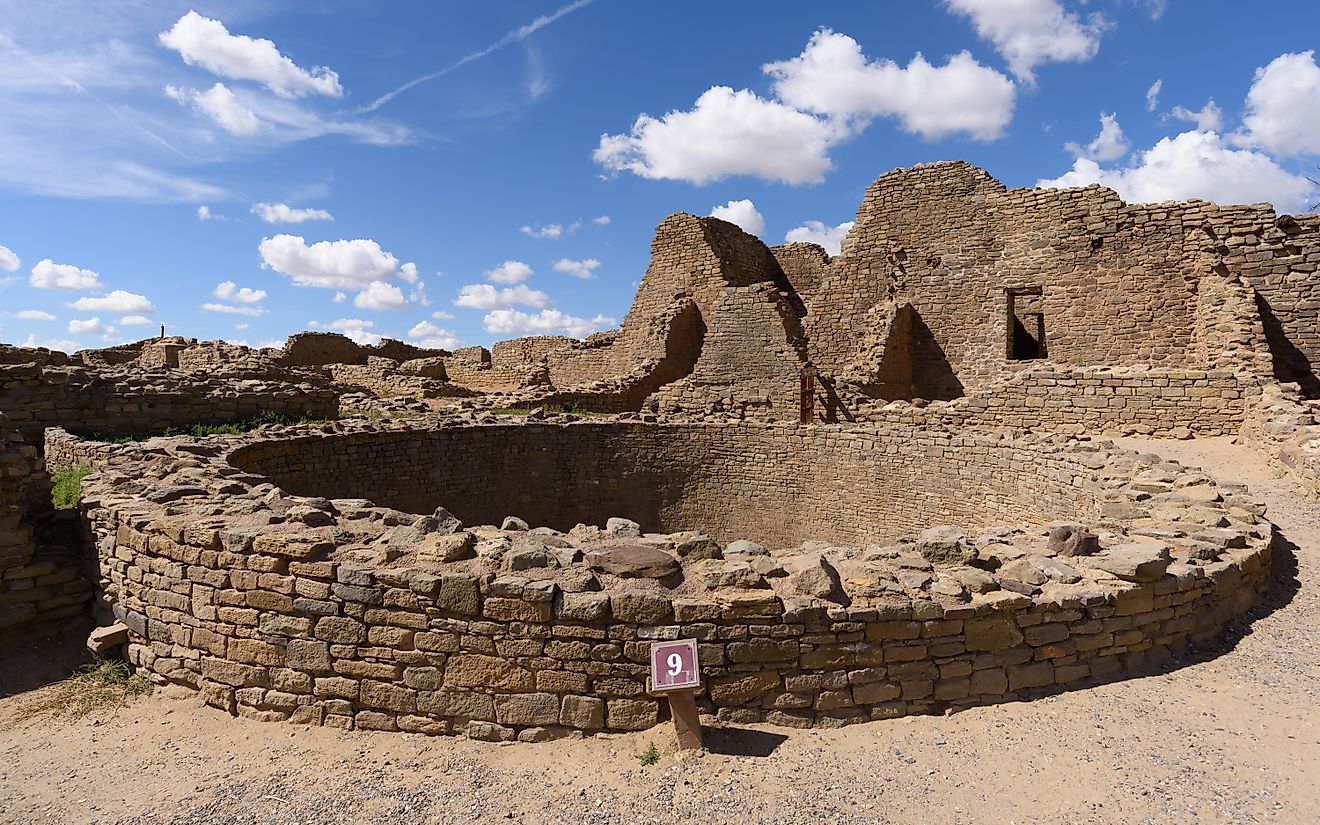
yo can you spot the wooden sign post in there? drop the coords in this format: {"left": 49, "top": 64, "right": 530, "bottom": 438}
{"left": 649, "top": 638, "right": 703, "bottom": 750}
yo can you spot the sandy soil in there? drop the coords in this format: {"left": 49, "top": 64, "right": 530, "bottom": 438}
{"left": 0, "top": 437, "right": 1315, "bottom": 825}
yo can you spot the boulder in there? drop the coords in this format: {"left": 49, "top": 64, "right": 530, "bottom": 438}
{"left": 606, "top": 517, "right": 641, "bottom": 538}
{"left": 418, "top": 531, "right": 476, "bottom": 564}
{"left": 1047, "top": 524, "right": 1100, "bottom": 557}
{"left": 689, "top": 559, "right": 765, "bottom": 590}
{"left": 917, "top": 526, "right": 976, "bottom": 565}
{"left": 725, "top": 539, "right": 769, "bottom": 557}
{"left": 501, "top": 516, "right": 530, "bottom": 531}
{"left": 674, "top": 533, "right": 722, "bottom": 561}
{"left": 787, "top": 554, "right": 844, "bottom": 602}
{"left": 584, "top": 545, "right": 680, "bottom": 579}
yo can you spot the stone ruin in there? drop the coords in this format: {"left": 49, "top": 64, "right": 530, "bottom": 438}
{"left": 1, "top": 160, "right": 1317, "bottom": 741}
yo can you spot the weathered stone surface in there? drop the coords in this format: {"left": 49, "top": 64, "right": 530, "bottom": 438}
{"left": 1085, "top": 542, "right": 1173, "bottom": 583}
{"left": 584, "top": 545, "right": 679, "bottom": 579}
{"left": 1048, "top": 525, "right": 1100, "bottom": 557}
{"left": 917, "top": 527, "right": 976, "bottom": 565}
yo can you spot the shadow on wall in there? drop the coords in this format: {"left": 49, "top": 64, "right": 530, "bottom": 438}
{"left": 1256, "top": 293, "right": 1319, "bottom": 398}
{"left": 824, "top": 305, "right": 964, "bottom": 421}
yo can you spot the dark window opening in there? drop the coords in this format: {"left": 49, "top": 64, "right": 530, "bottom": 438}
{"left": 1006, "top": 288, "right": 1046, "bottom": 361}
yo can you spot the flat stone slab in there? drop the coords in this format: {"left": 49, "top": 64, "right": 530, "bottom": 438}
{"left": 584, "top": 545, "right": 680, "bottom": 579}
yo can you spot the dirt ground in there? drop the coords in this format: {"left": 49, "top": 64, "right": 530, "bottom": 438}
{"left": 0, "top": 437, "right": 1315, "bottom": 825}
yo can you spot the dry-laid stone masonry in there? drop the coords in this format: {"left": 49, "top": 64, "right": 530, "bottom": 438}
{"left": 76, "top": 416, "right": 1271, "bottom": 739}
{"left": 0, "top": 159, "right": 1312, "bottom": 742}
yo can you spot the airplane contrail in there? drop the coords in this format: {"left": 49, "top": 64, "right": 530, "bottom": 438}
{"left": 356, "top": 0, "right": 594, "bottom": 114}
{"left": 0, "top": 30, "right": 194, "bottom": 162}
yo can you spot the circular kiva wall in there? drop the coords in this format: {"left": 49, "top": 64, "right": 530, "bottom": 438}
{"left": 227, "top": 423, "right": 1098, "bottom": 548}
{"left": 81, "top": 418, "right": 1272, "bottom": 740}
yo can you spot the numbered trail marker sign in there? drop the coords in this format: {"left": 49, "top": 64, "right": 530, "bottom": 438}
{"left": 650, "top": 639, "right": 700, "bottom": 692}
{"left": 649, "top": 639, "right": 703, "bottom": 750}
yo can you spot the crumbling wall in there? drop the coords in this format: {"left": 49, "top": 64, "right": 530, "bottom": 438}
{"left": 547, "top": 214, "right": 792, "bottom": 393}
{"left": 0, "top": 412, "right": 92, "bottom": 641}
{"left": 278, "top": 333, "right": 446, "bottom": 368}
{"left": 649, "top": 284, "right": 809, "bottom": 420}
{"left": 770, "top": 242, "right": 830, "bottom": 307}
{"left": 808, "top": 162, "right": 1213, "bottom": 396}
{"left": 1204, "top": 210, "right": 1320, "bottom": 396}
{"left": 0, "top": 361, "right": 338, "bottom": 444}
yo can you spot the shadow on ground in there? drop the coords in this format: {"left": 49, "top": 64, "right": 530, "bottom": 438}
{"left": 0, "top": 629, "right": 93, "bottom": 699}
{"left": 701, "top": 726, "right": 789, "bottom": 757}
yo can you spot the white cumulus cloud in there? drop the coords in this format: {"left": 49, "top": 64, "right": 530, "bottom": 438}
{"left": 483, "top": 309, "right": 616, "bottom": 340}
{"left": 213, "top": 281, "right": 266, "bottom": 304}
{"left": 709, "top": 199, "right": 766, "bottom": 235}
{"left": 202, "top": 302, "right": 267, "bottom": 317}
{"left": 1066, "top": 113, "right": 1130, "bottom": 162}
{"left": 1169, "top": 100, "right": 1224, "bottom": 133}
{"left": 785, "top": 220, "right": 855, "bottom": 256}
{"left": 354, "top": 280, "right": 407, "bottom": 310}
{"left": 197, "top": 205, "right": 223, "bottom": 221}
{"left": 406, "top": 321, "right": 459, "bottom": 350}
{"left": 159, "top": 11, "right": 343, "bottom": 99}
{"left": 258, "top": 234, "right": 413, "bottom": 291}
{"left": 595, "top": 86, "right": 839, "bottom": 186}
{"left": 68, "top": 317, "right": 114, "bottom": 338}
{"left": 592, "top": 215, "right": 611, "bottom": 225}
{"left": 1038, "top": 129, "right": 1317, "bottom": 212}
{"left": 945, "top": 0, "right": 1108, "bottom": 83}
{"left": 552, "top": 258, "right": 602, "bottom": 279}
{"left": 764, "top": 30, "right": 1015, "bottom": 141}
{"left": 70, "top": 290, "right": 155, "bottom": 315}
{"left": 30, "top": 259, "right": 102, "bottom": 291}
{"left": 252, "top": 202, "right": 334, "bottom": 223}
{"left": 486, "top": 260, "right": 535, "bottom": 284}
{"left": 1232, "top": 51, "right": 1320, "bottom": 156}
{"left": 119, "top": 315, "right": 155, "bottom": 326}
{"left": 165, "top": 83, "right": 261, "bottom": 135}
{"left": 520, "top": 224, "right": 563, "bottom": 239}
{"left": 13, "top": 309, "right": 55, "bottom": 321}
{"left": 0, "top": 245, "right": 19, "bottom": 272}
{"left": 455, "top": 284, "right": 552, "bottom": 311}
{"left": 431, "top": 310, "right": 455, "bottom": 320}
{"left": 308, "top": 318, "right": 380, "bottom": 345}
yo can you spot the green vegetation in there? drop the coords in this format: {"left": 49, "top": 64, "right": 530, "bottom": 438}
{"left": 51, "top": 465, "right": 95, "bottom": 509}
{"left": 14, "top": 658, "right": 152, "bottom": 720}
{"left": 72, "top": 411, "right": 330, "bottom": 443}
{"left": 638, "top": 742, "right": 660, "bottom": 766}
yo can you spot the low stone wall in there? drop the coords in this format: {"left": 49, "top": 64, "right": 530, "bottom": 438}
{"left": 1240, "top": 384, "right": 1320, "bottom": 496}
{"left": 43, "top": 428, "right": 118, "bottom": 473}
{"left": 0, "top": 362, "right": 338, "bottom": 444}
{"left": 227, "top": 422, "right": 1107, "bottom": 548}
{"left": 80, "top": 418, "right": 1272, "bottom": 739}
{"left": 816, "top": 366, "right": 1256, "bottom": 437}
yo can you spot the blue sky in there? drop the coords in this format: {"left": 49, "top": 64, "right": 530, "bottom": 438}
{"left": 1, "top": 0, "right": 1318, "bottom": 353}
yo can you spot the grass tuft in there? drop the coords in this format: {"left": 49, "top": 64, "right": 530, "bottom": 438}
{"left": 14, "top": 658, "right": 153, "bottom": 721}
{"left": 51, "top": 465, "right": 95, "bottom": 509}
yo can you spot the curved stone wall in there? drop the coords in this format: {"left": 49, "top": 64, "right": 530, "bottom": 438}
{"left": 228, "top": 422, "right": 1105, "bottom": 548}
{"left": 80, "top": 417, "right": 1272, "bottom": 739}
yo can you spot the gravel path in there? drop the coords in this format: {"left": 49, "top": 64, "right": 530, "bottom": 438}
{"left": 0, "top": 437, "right": 1315, "bottom": 825}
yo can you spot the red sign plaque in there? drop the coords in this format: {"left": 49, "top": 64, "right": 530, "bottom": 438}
{"left": 650, "top": 638, "right": 700, "bottom": 692}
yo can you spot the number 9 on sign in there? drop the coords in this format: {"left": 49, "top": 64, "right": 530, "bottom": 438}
{"left": 650, "top": 639, "right": 700, "bottom": 692}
